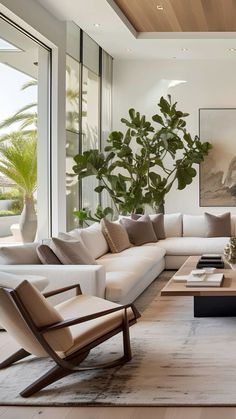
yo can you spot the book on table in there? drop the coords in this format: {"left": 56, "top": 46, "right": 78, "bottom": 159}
{"left": 196, "top": 254, "right": 224, "bottom": 269}
{"left": 186, "top": 272, "right": 224, "bottom": 287}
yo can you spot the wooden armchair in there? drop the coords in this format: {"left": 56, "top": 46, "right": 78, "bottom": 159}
{"left": 0, "top": 272, "right": 140, "bottom": 397}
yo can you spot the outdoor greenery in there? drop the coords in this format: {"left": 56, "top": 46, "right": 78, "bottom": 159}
{"left": 72, "top": 95, "right": 212, "bottom": 222}
{"left": 0, "top": 188, "right": 22, "bottom": 200}
{"left": 0, "top": 133, "right": 37, "bottom": 199}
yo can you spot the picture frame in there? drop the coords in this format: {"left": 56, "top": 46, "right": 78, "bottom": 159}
{"left": 199, "top": 108, "right": 236, "bottom": 207}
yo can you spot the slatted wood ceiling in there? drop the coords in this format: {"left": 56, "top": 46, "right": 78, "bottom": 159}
{"left": 113, "top": 0, "right": 236, "bottom": 32}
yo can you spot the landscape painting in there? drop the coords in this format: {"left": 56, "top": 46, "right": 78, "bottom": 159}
{"left": 199, "top": 108, "right": 236, "bottom": 206}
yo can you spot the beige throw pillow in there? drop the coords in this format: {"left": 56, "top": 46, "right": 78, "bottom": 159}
{"left": 204, "top": 212, "right": 231, "bottom": 237}
{"left": 50, "top": 238, "right": 97, "bottom": 265}
{"left": 101, "top": 218, "right": 131, "bottom": 253}
{"left": 121, "top": 214, "right": 157, "bottom": 245}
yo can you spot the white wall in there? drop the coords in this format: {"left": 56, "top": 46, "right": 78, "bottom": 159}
{"left": 113, "top": 58, "right": 236, "bottom": 214}
{"left": 0, "top": 0, "right": 67, "bottom": 235}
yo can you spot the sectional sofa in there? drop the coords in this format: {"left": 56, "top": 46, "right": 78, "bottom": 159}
{"left": 0, "top": 213, "right": 234, "bottom": 305}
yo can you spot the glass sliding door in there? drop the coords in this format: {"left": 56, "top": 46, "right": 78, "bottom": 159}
{"left": 0, "top": 15, "right": 51, "bottom": 243}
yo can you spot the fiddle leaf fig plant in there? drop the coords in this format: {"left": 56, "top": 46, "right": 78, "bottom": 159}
{"left": 72, "top": 95, "right": 212, "bottom": 221}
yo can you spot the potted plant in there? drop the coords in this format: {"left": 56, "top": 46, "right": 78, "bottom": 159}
{"left": 72, "top": 95, "right": 212, "bottom": 222}
{"left": 0, "top": 133, "right": 37, "bottom": 242}
{"left": 224, "top": 237, "right": 236, "bottom": 270}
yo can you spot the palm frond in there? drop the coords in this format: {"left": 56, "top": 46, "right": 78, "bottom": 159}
{"left": 0, "top": 133, "right": 37, "bottom": 196}
{"left": 14, "top": 103, "right": 37, "bottom": 116}
{"left": 21, "top": 80, "right": 37, "bottom": 91}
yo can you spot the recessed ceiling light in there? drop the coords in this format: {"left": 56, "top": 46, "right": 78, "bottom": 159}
{"left": 228, "top": 48, "right": 236, "bottom": 52}
{"left": 181, "top": 48, "right": 189, "bottom": 52}
{"left": 93, "top": 23, "right": 100, "bottom": 28}
{"left": 157, "top": 5, "right": 164, "bottom": 10}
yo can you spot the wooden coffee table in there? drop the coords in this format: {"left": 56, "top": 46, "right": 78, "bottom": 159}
{"left": 161, "top": 256, "right": 236, "bottom": 317}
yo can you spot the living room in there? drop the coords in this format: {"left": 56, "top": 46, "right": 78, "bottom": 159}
{"left": 0, "top": 0, "right": 236, "bottom": 417}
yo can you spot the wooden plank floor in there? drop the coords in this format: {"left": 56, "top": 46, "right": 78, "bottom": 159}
{"left": 0, "top": 333, "right": 236, "bottom": 418}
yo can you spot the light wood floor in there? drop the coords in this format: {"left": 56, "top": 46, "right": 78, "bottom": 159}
{"left": 1, "top": 333, "right": 236, "bottom": 418}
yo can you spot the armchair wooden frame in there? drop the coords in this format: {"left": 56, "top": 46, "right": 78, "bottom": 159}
{"left": 0, "top": 284, "right": 140, "bottom": 398}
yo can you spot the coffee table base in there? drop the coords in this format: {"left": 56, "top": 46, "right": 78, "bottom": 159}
{"left": 194, "top": 296, "right": 236, "bottom": 317}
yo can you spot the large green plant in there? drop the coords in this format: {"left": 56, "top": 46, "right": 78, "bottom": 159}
{"left": 73, "top": 95, "right": 211, "bottom": 221}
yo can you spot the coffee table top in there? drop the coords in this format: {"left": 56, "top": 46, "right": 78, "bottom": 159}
{"left": 161, "top": 256, "right": 236, "bottom": 296}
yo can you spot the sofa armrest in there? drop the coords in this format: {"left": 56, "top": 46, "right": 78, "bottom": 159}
{"left": 0, "top": 264, "right": 106, "bottom": 304}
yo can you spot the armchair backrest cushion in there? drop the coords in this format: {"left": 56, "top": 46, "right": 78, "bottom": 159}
{"left": 0, "top": 272, "right": 73, "bottom": 357}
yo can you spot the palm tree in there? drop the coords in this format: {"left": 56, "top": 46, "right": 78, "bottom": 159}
{"left": 0, "top": 80, "right": 37, "bottom": 142}
{"left": 0, "top": 132, "right": 37, "bottom": 242}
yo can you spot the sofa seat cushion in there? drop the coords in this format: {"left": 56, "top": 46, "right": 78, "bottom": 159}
{"left": 98, "top": 255, "right": 156, "bottom": 276}
{"left": 99, "top": 248, "right": 165, "bottom": 302}
{"left": 98, "top": 245, "right": 165, "bottom": 263}
{"left": 157, "top": 237, "right": 229, "bottom": 256}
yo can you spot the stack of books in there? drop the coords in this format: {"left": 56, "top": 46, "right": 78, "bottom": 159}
{"left": 186, "top": 269, "right": 224, "bottom": 287}
{"left": 196, "top": 254, "right": 224, "bottom": 269}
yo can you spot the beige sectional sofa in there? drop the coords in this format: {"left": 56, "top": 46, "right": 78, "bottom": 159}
{"left": 0, "top": 213, "right": 234, "bottom": 304}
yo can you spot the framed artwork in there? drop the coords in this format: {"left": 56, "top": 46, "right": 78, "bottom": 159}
{"left": 199, "top": 108, "right": 236, "bottom": 207}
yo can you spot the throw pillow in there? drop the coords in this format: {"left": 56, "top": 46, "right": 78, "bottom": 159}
{"left": 121, "top": 214, "right": 157, "bottom": 245}
{"left": 132, "top": 213, "right": 165, "bottom": 239}
{"left": 50, "top": 237, "right": 97, "bottom": 265}
{"left": 101, "top": 218, "right": 131, "bottom": 253}
{"left": 204, "top": 212, "right": 231, "bottom": 237}
{"left": 36, "top": 244, "right": 62, "bottom": 265}
{"left": 0, "top": 243, "right": 41, "bottom": 265}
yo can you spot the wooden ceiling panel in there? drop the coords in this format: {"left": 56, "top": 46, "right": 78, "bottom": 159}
{"left": 113, "top": 0, "right": 236, "bottom": 32}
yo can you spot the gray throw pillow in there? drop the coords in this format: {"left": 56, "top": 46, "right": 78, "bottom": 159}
{"left": 37, "top": 244, "right": 62, "bottom": 265}
{"left": 101, "top": 218, "right": 131, "bottom": 253}
{"left": 131, "top": 213, "right": 165, "bottom": 239}
{"left": 50, "top": 237, "right": 97, "bottom": 265}
{"left": 0, "top": 243, "right": 41, "bottom": 265}
{"left": 121, "top": 214, "right": 157, "bottom": 245}
{"left": 204, "top": 212, "right": 231, "bottom": 237}
{"left": 150, "top": 214, "right": 165, "bottom": 239}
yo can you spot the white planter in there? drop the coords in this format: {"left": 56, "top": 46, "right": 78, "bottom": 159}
{"left": 0, "top": 215, "right": 20, "bottom": 237}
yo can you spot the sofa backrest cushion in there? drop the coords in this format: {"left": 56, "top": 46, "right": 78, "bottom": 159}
{"left": 183, "top": 214, "right": 206, "bottom": 237}
{"left": 101, "top": 218, "right": 131, "bottom": 253}
{"left": 205, "top": 212, "right": 231, "bottom": 237}
{"left": 80, "top": 223, "right": 109, "bottom": 259}
{"left": 50, "top": 237, "right": 97, "bottom": 265}
{"left": 163, "top": 213, "right": 182, "bottom": 237}
{"left": 120, "top": 215, "right": 157, "bottom": 245}
{"left": 0, "top": 243, "right": 41, "bottom": 265}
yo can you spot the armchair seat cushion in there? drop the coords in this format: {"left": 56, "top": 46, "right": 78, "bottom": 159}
{"left": 55, "top": 294, "right": 135, "bottom": 356}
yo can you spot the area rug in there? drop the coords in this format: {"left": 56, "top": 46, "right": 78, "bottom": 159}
{"left": 1, "top": 270, "right": 236, "bottom": 406}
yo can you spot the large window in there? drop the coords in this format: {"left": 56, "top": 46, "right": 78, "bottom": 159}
{"left": 0, "top": 15, "right": 51, "bottom": 243}
{"left": 81, "top": 66, "right": 100, "bottom": 217}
